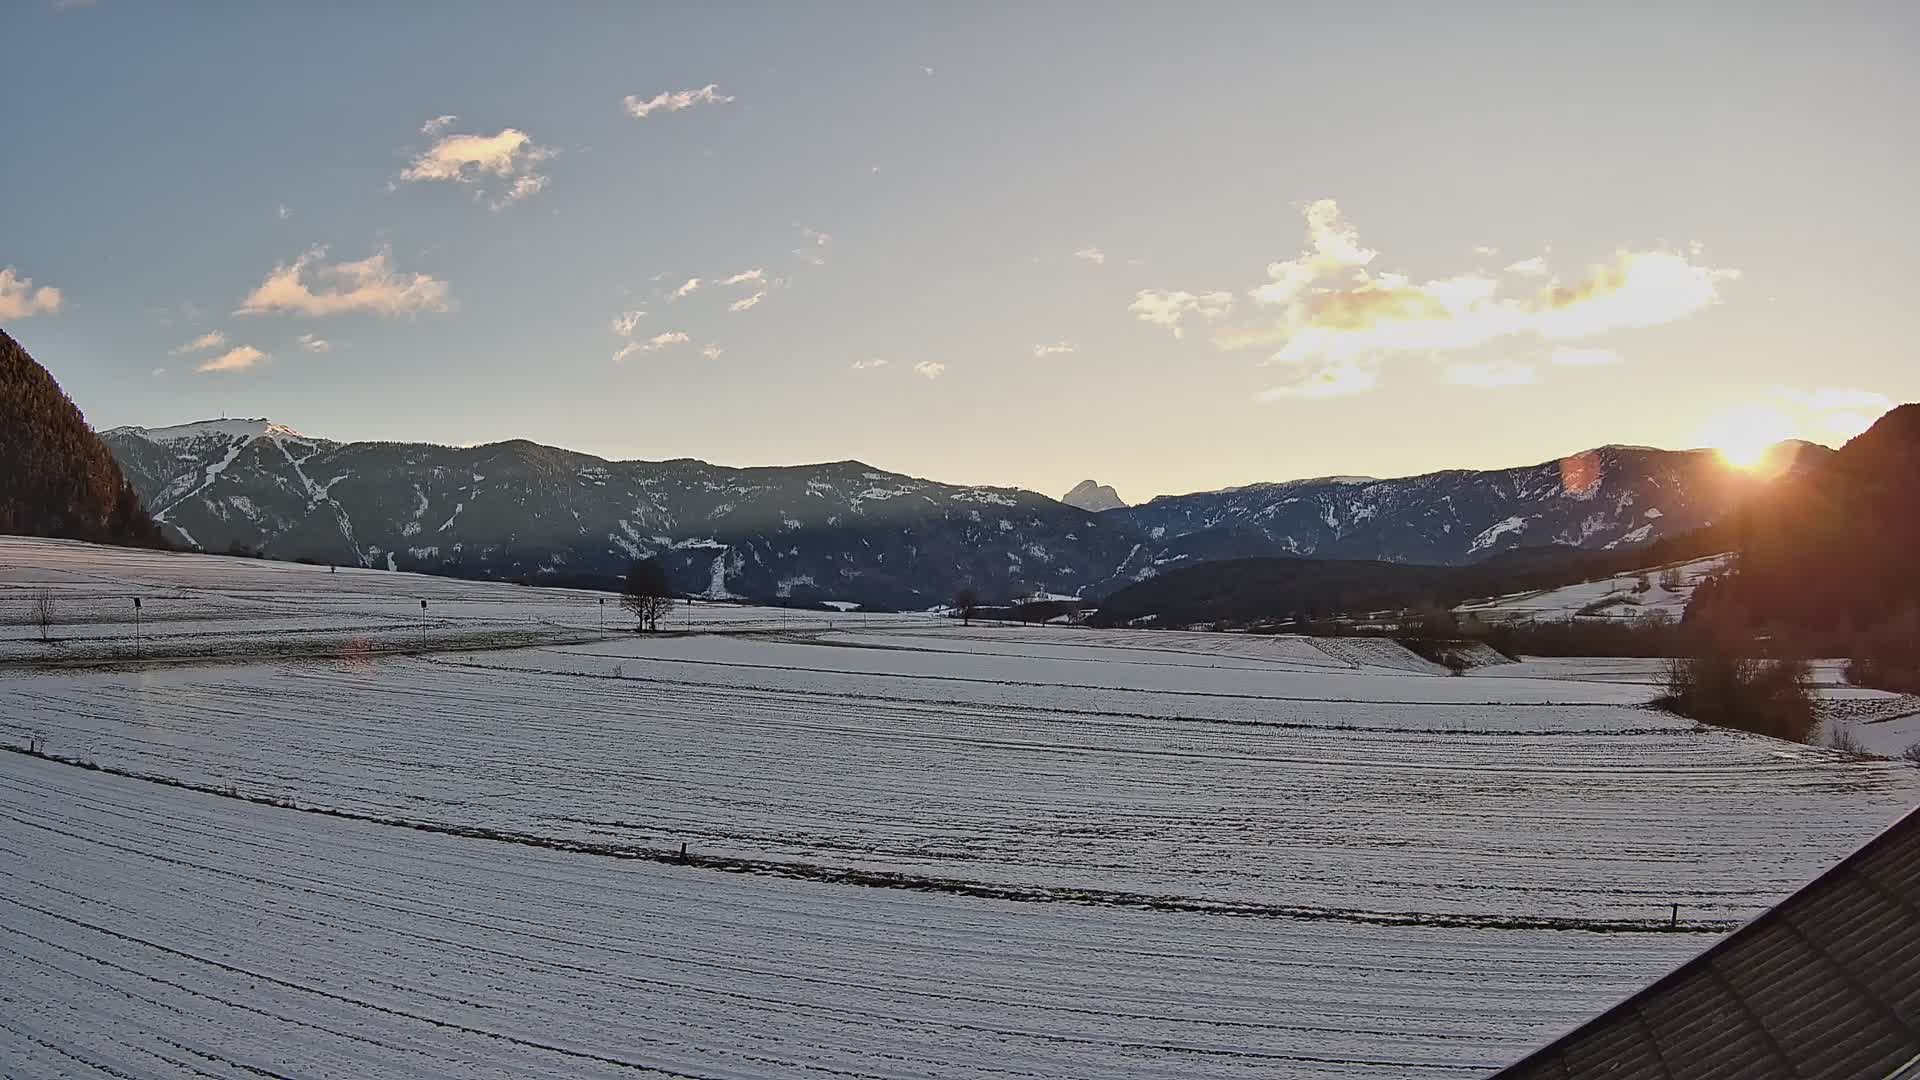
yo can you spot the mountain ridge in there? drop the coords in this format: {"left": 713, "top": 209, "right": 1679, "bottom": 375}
{"left": 98, "top": 416, "right": 1804, "bottom": 606}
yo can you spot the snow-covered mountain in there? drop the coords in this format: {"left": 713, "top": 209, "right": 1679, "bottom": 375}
{"left": 1061, "top": 480, "right": 1126, "bottom": 513}
{"left": 101, "top": 420, "right": 1793, "bottom": 605}
{"left": 101, "top": 420, "right": 1136, "bottom": 607}
{"left": 1101, "top": 445, "right": 1807, "bottom": 576}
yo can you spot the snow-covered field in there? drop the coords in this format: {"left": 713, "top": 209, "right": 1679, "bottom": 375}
{"left": 1453, "top": 553, "right": 1732, "bottom": 624}
{"left": 3, "top": 538, "right": 1918, "bottom": 1078}
{"left": 0, "top": 536, "right": 921, "bottom": 663}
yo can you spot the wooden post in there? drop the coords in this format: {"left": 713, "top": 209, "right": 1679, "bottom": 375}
{"left": 678, "top": 842, "right": 688, "bottom": 863}
{"left": 1670, "top": 903, "right": 1678, "bottom": 927}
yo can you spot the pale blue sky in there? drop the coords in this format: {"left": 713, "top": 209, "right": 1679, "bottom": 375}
{"left": 4, "top": 2, "right": 1915, "bottom": 499}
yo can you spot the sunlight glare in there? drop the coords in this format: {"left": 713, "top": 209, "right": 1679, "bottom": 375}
{"left": 1697, "top": 404, "right": 1794, "bottom": 470}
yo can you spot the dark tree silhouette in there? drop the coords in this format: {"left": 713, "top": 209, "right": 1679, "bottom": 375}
{"left": 953, "top": 587, "right": 978, "bottom": 626}
{"left": 33, "top": 590, "right": 54, "bottom": 643}
{"left": 622, "top": 557, "right": 674, "bottom": 631}
{"left": 0, "top": 330, "right": 165, "bottom": 547}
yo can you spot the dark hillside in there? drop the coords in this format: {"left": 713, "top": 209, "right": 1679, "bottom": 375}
{"left": 0, "top": 329, "right": 166, "bottom": 546}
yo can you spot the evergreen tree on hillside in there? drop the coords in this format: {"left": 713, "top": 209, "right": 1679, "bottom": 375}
{"left": 0, "top": 329, "right": 166, "bottom": 546}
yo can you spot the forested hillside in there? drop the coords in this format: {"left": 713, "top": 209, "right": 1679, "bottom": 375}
{"left": 0, "top": 329, "right": 166, "bottom": 546}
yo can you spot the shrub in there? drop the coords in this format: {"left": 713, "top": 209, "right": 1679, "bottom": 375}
{"left": 1577, "top": 594, "right": 1640, "bottom": 617}
{"left": 1825, "top": 724, "right": 1867, "bottom": 756}
{"left": 1845, "top": 652, "right": 1920, "bottom": 694}
{"left": 1661, "top": 652, "right": 1816, "bottom": 743}
{"left": 1902, "top": 742, "right": 1920, "bottom": 765}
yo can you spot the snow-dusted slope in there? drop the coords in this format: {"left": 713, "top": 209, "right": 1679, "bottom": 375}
{"left": 102, "top": 423, "right": 1133, "bottom": 607}
{"left": 102, "top": 420, "right": 1800, "bottom": 605}
{"left": 1107, "top": 446, "right": 1796, "bottom": 568}
{"left": 1454, "top": 553, "right": 1734, "bottom": 624}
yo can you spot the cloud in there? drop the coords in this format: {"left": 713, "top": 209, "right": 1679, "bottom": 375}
{"left": 913, "top": 361, "right": 946, "bottom": 380}
{"left": 1774, "top": 387, "right": 1895, "bottom": 444}
{"left": 702, "top": 343, "right": 724, "bottom": 361}
{"left": 400, "top": 125, "right": 553, "bottom": 208}
{"left": 1549, "top": 346, "right": 1622, "bottom": 367}
{"left": 720, "top": 269, "right": 764, "bottom": 286}
{"left": 151, "top": 367, "right": 166, "bottom": 376}
{"left": 1504, "top": 256, "right": 1549, "bottom": 276}
{"left": 611, "top": 310, "right": 645, "bottom": 336}
{"left": 1255, "top": 357, "right": 1378, "bottom": 401}
{"left": 0, "top": 267, "right": 63, "bottom": 319}
{"left": 295, "top": 333, "right": 332, "bottom": 353}
{"left": 171, "top": 331, "right": 227, "bottom": 355}
{"left": 623, "top": 84, "right": 733, "bottom": 119}
{"left": 1444, "top": 361, "right": 1538, "bottom": 388}
{"left": 1249, "top": 199, "right": 1377, "bottom": 307}
{"left": 196, "top": 345, "right": 267, "bottom": 373}
{"left": 420, "top": 114, "right": 458, "bottom": 136}
{"left": 793, "top": 225, "right": 832, "bottom": 265}
{"left": 1074, "top": 247, "right": 1107, "bottom": 266}
{"left": 1473, "top": 245, "right": 1499, "bottom": 257}
{"left": 492, "top": 174, "right": 548, "bottom": 209}
{"left": 276, "top": 204, "right": 292, "bottom": 221}
{"left": 1129, "top": 289, "right": 1233, "bottom": 338}
{"left": 236, "top": 246, "right": 451, "bottom": 318}
{"left": 1188, "top": 200, "right": 1737, "bottom": 397}
{"left": 728, "top": 291, "right": 765, "bottom": 312}
{"left": 1527, "top": 251, "right": 1739, "bottom": 339}
{"left": 643, "top": 331, "right": 690, "bottom": 352}
{"left": 671, "top": 277, "right": 703, "bottom": 300}
{"left": 1032, "top": 341, "right": 1078, "bottom": 358}
{"left": 849, "top": 358, "right": 889, "bottom": 371}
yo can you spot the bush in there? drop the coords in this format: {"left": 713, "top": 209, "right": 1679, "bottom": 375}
{"left": 1844, "top": 651, "right": 1920, "bottom": 695}
{"left": 1661, "top": 653, "right": 1816, "bottom": 743}
{"left": 1902, "top": 742, "right": 1920, "bottom": 765}
{"left": 1825, "top": 724, "right": 1867, "bottom": 756}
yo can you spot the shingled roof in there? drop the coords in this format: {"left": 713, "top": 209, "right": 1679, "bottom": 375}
{"left": 1492, "top": 807, "right": 1920, "bottom": 1080}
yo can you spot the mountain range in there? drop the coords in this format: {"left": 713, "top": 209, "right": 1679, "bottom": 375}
{"left": 99, "top": 418, "right": 1797, "bottom": 608}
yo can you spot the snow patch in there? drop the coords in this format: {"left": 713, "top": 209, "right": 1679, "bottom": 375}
{"left": 1469, "top": 515, "right": 1528, "bottom": 553}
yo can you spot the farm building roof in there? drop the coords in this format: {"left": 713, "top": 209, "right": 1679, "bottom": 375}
{"left": 1492, "top": 806, "right": 1920, "bottom": 1079}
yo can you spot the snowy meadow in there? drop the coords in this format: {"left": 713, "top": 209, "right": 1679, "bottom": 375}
{"left": 3, "top": 538, "right": 1917, "bottom": 1078}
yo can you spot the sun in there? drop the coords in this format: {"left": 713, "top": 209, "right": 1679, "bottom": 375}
{"left": 1717, "top": 433, "right": 1774, "bottom": 470}
{"left": 1697, "top": 404, "right": 1795, "bottom": 471}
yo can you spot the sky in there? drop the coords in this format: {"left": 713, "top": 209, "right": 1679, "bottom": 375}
{"left": 4, "top": 2, "right": 1916, "bottom": 502}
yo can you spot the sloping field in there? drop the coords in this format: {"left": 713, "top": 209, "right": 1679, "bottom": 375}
{"left": 4, "top": 537, "right": 1918, "bottom": 1078}
{"left": 1453, "top": 554, "right": 1732, "bottom": 625}
{"left": 7, "top": 631, "right": 1916, "bottom": 925}
{"left": 0, "top": 752, "right": 1706, "bottom": 1079}
{"left": 0, "top": 536, "right": 924, "bottom": 663}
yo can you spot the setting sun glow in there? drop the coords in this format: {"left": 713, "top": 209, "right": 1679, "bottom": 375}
{"left": 1697, "top": 404, "right": 1795, "bottom": 471}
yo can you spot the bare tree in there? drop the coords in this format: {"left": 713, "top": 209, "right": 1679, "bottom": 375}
{"left": 1658, "top": 567, "right": 1684, "bottom": 592}
{"left": 953, "top": 587, "right": 979, "bottom": 627}
{"left": 32, "top": 590, "right": 53, "bottom": 644}
{"left": 621, "top": 558, "right": 675, "bottom": 632}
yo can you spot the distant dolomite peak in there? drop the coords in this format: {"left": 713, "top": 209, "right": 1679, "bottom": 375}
{"left": 1062, "top": 479, "right": 1126, "bottom": 512}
